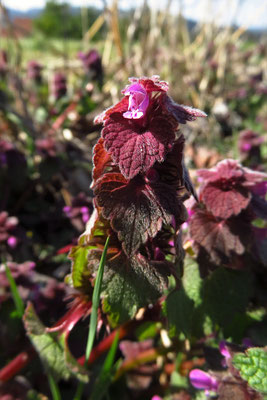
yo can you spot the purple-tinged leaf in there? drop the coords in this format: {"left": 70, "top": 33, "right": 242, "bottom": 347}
{"left": 102, "top": 106, "right": 176, "bottom": 179}
{"left": 164, "top": 95, "right": 207, "bottom": 124}
{"left": 94, "top": 172, "right": 187, "bottom": 256}
{"left": 92, "top": 138, "right": 113, "bottom": 184}
{"left": 201, "top": 183, "right": 251, "bottom": 219}
{"left": 189, "top": 208, "right": 248, "bottom": 265}
{"left": 197, "top": 159, "right": 267, "bottom": 219}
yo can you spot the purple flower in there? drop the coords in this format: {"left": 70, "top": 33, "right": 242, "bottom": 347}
{"left": 63, "top": 194, "right": 92, "bottom": 231}
{"left": 78, "top": 49, "right": 103, "bottom": 84}
{"left": 189, "top": 369, "right": 219, "bottom": 393}
{"left": 7, "top": 236, "right": 18, "bottom": 248}
{"left": 27, "top": 60, "right": 43, "bottom": 84}
{"left": 219, "top": 341, "right": 231, "bottom": 360}
{"left": 0, "top": 211, "right": 18, "bottom": 244}
{"left": 238, "top": 129, "right": 264, "bottom": 155}
{"left": 122, "top": 83, "right": 149, "bottom": 120}
{"left": 52, "top": 72, "right": 67, "bottom": 100}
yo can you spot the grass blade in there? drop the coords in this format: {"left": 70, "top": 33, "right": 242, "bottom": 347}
{"left": 47, "top": 371, "right": 62, "bottom": 400}
{"left": 75, "top": 236, "right": 110, "bottom": 400}
{"left": 85, "top": 235, "right": 110, "bottom": 362}
{"left": 4, "top": 263, "right": 24, "bottom": 318}
{"left": 90, "top": 332, "right": 120, "bottom": 400}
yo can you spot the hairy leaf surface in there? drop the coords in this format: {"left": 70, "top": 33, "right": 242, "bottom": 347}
{"left": 24, "top": 303, "right": 88, "bottom": 382}
{"left": 102, "top": 109, "right": 176, "bottom": 179}
{"left": 233, "top": 348, "right": 267, "bottom": 393}
{"left": 189, "top": 208, "right": 247, "bottom": 264}
{"left": 87, "top": 250, "right": 169, "bottom": 325}
{"left": 94, "top": 172, "right": 187, "bottom": 256}
{"left": 201, "top": 183, "right": 251, "bottom": 219}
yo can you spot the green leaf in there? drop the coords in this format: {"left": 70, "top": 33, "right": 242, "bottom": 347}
{"left": 23, "top": 303, "right": 88, "bottom": 382}
{"left": 182, "top": 257, "right": 202, "bottom": 306}
{"left": 203, "top": 267, "right": 253, "bottom": 330}
{"left": 24, "top": 303, "right": 70, "bottom": 380}
{"left": 100, "top": 253, "right": 168, "bottom": 325}
{"left": 135, "top": 321, "right": 159, "bottom": 341}
{"left": 164, "top": 286, "right": 194, "bottom": 337}
{"left": 69, "top": 244, "right": 91, "bottom": 292}
{"left": 233, "top": 347, "right": 267, "bottom": 393}
{"left": 170, "top": 370, "right": 188, "bottom": 389}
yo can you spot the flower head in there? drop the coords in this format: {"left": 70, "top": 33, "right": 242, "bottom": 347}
{"left": 189, "top": 369, "right": 219, "bottom": 393}
{"left": 122, "top": 83, "right": 149, "bottom": 120}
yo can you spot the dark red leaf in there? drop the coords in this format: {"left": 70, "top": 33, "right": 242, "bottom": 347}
{"left": 164, "top": 95, "right": 207, "bottom": 124}
{"left": 201, "top": 183, "right": 251, "bottom": 219}
{"left": 94, "top": 172, "right": 187, "bottom": 256}
{"left": 92, "top": 138, "right": 114, "bottom": 184}
{"left": 94, "top": 96, "right": 129, "bottom": 124}
{"left": 198, "top": 159, "right": 267, "bottom": 187}
{"left": 198, "top": 159, "right": 244, "bottom": 182}
{"left": 189, "top": 208, "right": 246, "bottom": 265}
{"left": 102, "top": 106, "right": 176, "bottom": 179}
{"left": 197, "top": 159, "right": 267, "bottom": 218}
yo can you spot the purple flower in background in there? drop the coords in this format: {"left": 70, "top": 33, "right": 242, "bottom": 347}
{"left": 7, "top": 236, "right": 18, "bottom": 248}
{"left": 0, "top": 211, "right": 19, "bottom": 248}
{"left": 238, "top": 129, "right": 264, "bottom": 155}
{"left": 219, "top": 341, "right": 231, "bottom": 360}
{"left": 0, "top": 140, "right": 13, "bottom": 165}
{"left": 219, "top": 340, "right": 232, "bottom": 367}
{"left": 0, "top": 261, "right": 35, "bottom": 304}
{"left": 35, "top": 137, "right": 57, "bottom": 157}
{"left": 189, "top": 369, "right": 219, "bottom": 395}
{"left": 63, "top": 193, "right": 92, "bottom": 231}
{"left": 122, "top": 83, "right": 149, "bottom": 119}
{"left": 0, "top": 50, "right": 8, "bottom": 77}
{"left": 52, "top": 72, "right": 67, "bottom": 100}
{"left": 78, "top": 49, "right": 103, "bottom": 85}
{"left": 27, "top": 60, "right": 43, "bottom": 84}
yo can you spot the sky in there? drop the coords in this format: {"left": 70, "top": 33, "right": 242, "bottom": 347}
{"left": 2, "top": 0, "right": 267, "bottom": 30}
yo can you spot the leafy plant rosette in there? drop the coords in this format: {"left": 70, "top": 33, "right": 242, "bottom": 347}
{"left": 68, "top": 75, "right": 207, "bottom": 326}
